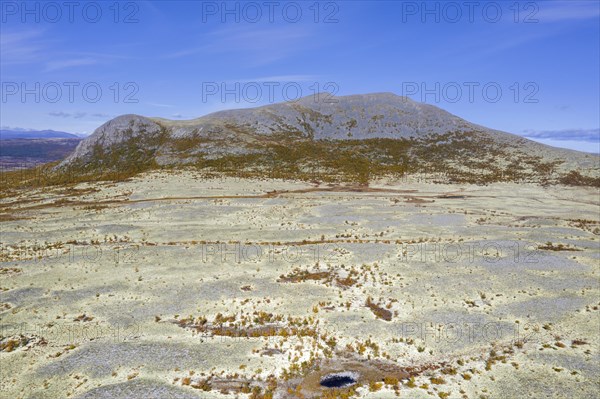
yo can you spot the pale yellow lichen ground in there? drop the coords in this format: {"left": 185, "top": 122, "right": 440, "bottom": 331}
{"left": 0, "top": 171, "right": 598, "bottom": 398}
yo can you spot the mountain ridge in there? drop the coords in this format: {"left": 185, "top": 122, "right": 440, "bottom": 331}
{"left": 54, "top": 93, "right": 598, "bottom": 186}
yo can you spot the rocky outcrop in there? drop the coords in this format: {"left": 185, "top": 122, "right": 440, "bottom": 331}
{"left": 59, "top": 115, "right": 164, "bottom": 167}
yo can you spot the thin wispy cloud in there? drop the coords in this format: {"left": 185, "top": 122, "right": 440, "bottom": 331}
{"left": 438, "top": 27, "right": 563, "bottom": 62}
{"left": 164, "top": 24, "right": 314, "bottom": 66}
{"left": 0, "top": 126, "right": 35, "bottom": 131}
{"left": 49, "top": 112, "right": 111, "bottom": 119}
{"left": 522, "top": 128, "right": 600, "bottom": 142}
{"left": 1, "top": 29, "right": 129, "bottom": 72}
{"left": 164, "top": 47, "right": 204, "bottom": 59}
{"left": 537, "top": 1, "right": 600, "bottom": 23}
{"left": 43, "top": 51, "right": 134, "bottom": 72}
{"left": 146, "top": 102, "right": 175, "bottom": 108}
{"left": 62, "top": 51, "right": 135, "bottom": 61}
{"left": 45, "top": 57, "right": 98, "bottom": 71}
{"left": 434, "top": 2, "right": 598, "bottom": 62}
{"left": 234, "top": 75, "right": 320, "bottom": 83}
{"left": 49, "top": 111, "right": 87, "bottom": 119}
{"left": 0, "top": 29, "right": 48, "bottom": 66}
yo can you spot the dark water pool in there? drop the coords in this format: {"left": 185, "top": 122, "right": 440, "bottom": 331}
{"left": 320, "top": 373, "right": 357, "bottom": 388}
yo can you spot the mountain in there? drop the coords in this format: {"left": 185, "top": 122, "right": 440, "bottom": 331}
{"left": 0, "top": 129, "right": 81, "bottom": 140}
{"left": 56, "top": 93, "right": 599, "bottom": 186}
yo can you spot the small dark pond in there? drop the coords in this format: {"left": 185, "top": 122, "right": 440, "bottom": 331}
{"left": 320, "top": 373, "right": 357, "bottom": 388}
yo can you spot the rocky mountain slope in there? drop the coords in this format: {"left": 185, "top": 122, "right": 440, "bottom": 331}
{"left": 56, "top": 93, "right": 598, "bottom": 185}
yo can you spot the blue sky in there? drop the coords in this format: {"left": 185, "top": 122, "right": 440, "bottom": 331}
{"left": 1, "top": 0, "right": 599, "bottom": 153}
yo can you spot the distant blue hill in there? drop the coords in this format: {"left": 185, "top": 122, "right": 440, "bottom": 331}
{"left": 0, "top": 129, "right": 81, "bottom": 139}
